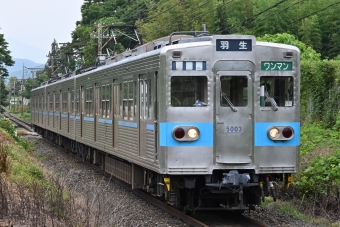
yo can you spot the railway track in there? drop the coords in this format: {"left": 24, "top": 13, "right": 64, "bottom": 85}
{"left": 5, "top": 113, "right": 270, "bottom": 227}
{"left": 4, "top": 113, "right": 34, "bottom": 132}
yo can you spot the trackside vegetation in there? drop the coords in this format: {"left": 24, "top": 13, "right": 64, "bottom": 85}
{"left": 0, "top": 119, "right": 78, "bottom": 225}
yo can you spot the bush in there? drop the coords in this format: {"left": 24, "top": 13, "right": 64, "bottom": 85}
{"left": 296, "top": 150, "right": 340, "bottom": 196}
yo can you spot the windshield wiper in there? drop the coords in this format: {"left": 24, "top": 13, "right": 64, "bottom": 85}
{"left": 221, "top": 92, "right": 237, "bottom": 112}
{"left": 264, "top": 91, "right": 278, "bottom": 111}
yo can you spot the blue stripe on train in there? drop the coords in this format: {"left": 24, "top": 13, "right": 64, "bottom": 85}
{"left": 160, "top": 122, "right": 213, "bottom": 147}
{"left": 118, "top": 121, "right": 138, "bottom": 128}
{"left": 99, "top": 118, "right": 113, "bottom": 124}
{"left": 254, "top": 122, "right": 300, "bottom": 146}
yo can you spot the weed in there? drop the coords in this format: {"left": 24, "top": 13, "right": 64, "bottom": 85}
{"left": 0, "top": 143, "right": 10, "bottom": 173}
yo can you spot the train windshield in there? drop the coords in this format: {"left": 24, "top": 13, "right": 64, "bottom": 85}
{"left": 171, "top": 76, "right": 207, "bottom": 107}
{"left": 220, "top": 76, "right": 248, "bottom": 107}
{"left": 260, "top": 76, "right": 293, "bottom": 107}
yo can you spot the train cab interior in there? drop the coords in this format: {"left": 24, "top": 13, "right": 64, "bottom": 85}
{"left": 260, "top": 77, "right": 294, "bottom": 107}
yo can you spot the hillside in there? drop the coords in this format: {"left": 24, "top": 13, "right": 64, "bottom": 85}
{"left": 5, "top": 58, "right": 44, "bottom": 79}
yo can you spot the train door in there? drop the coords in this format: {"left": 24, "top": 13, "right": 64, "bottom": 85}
{"left": 41, "top": 94, "right": 44, "bottom": 125}
{"left": 59, "top": 91, "right": 62, "bottom": 130}
{"left": 94, "top": 83, "right": 99, "bottom": 141}
{"left": 215, "top": 71, "right": 253, "bottom": 164}
{"left": 139, "top": 73, "right": 155, "bottom": 158}
{"left": 53, "top": 92, "right": 55, "bottom": 128}
{"left": 47, "top": 94, "right": 50, "bottom": 127}
{"left": 68, "top": 89, "right": 70, "bottom": 133}
{"left": 81, "top": 86, "right": 84, "bottom": 137}
{"left": 112, "top": 81, "right": 119, "bottom": 147}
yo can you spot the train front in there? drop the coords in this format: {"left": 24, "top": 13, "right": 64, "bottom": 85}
{"left": 159, "top": 35, "right": 300, "bottom": 212}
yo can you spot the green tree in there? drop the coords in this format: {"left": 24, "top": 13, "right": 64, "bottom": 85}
{"left": 298, "top": 15, "right": 322, "bottom": 53}
{"left": 46, "top": 39, "right": 64, "bottom": 77}
{"left": 24, "top": 71, "right": 49, "bottom": 99}
{"left": 0, "top": 33, "right": 15, "bottom": 77}
{"left": 257, "top": 33, "right": 321, "bottom": 61}
{"left": 0, "top": 33, "right": 15, "bottom": 107}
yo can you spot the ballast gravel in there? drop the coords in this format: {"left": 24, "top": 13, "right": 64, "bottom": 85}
{"left": 24, "top": 134, "right": 316, "bottom": 227}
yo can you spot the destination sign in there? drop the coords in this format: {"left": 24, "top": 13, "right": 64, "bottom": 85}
{"left": 261, "top": 61, "right": 293, "bottom": 71}
{"left": 216, "top": 39, "right": 252, "bottom": 51}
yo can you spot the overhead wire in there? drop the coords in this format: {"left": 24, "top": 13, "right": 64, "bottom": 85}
{"left": 318, "top": 2, "right": 340, "bottom": 57}
{"left": 145, "top": 0, "right": 186, "bottom": 23}
{"left": 291, "top": 1, "right": 340, "bottom": 24}
{"left": 120, "top": 0, "right": 172, "bottom": 25}
{"left": 218, "top": 0, "right": 289, "bottom": 34}
{"left": 240, "top": 0, "right": 304, "bottom": 33}
{"left": 146, "top": 0, "right": 212, "bottom": 30}
{"left": 151, "top": 0, "right": 236, "bottom": 34}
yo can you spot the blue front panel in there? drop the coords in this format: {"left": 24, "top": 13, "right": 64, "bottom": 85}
{"left": 254, "top": 122, "right": 300, "bottom": 146}
{"left": 160, "top": 122, "right": 213, "bottom": 147}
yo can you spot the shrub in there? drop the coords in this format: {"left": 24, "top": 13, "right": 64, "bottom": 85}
{"left": 296, "top": 150, "right": 340, "bottom": 196}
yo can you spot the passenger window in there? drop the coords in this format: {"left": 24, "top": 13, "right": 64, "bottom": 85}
{"left": 101, "top": 84, "right": 111, "bottom": 118}
{"left": 122, "top": 81, "right": 135, "bottom": 120}
{"left": 260, "top": 76, "right": 293, "bottom": 107}
{"left": 76, "top": 89, "right": 80, "bottom": 115}
{"left": 71, "top": 90, "right": 74, "bottom": 113}
{"left": 171, "top": 76, "right": 207, "bottom": 107}
{"left": 55, "top": 93, "right": 59, "bottom": 111}
{"left": 220, "top": 76, "right": 248, "bottom": 107}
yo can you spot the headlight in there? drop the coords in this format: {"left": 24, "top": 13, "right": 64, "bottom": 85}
{"left": 172, "top": 126, "right": 200, "bottom": 142}
{"left": 268, "top": 127, "right": 280, "bottom": 139}
{"left": 188, "top": 128, "right": 199, "bottom": 139}
{"left": 267, "top": 126, "right": 294, "bottom": 141}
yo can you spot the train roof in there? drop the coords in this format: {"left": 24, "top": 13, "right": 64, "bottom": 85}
{"left": 32, "top": 33, "right": 299, "bottom": 91}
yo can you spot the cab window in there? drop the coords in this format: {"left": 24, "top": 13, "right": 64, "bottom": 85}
{"left": 220, "top": 76, "right": 248, "bottom": 107}
{"left": 260, "top": 76, "right": 293, "bottom": 107}
{"left": 171, "top": 76, "right": 207, "bottom": 107}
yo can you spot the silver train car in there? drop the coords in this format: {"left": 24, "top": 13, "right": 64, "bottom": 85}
{"left": 31, "top": 31, "right": 300, "bottom": 212}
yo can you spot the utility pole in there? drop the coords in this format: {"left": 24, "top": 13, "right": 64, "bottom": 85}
{"left": 0, "top": 72, "right": 4, "bottom": 114}
{"left": 22, "top": 64, "right": 24, "bottom": 117}
{"left": 13, "top": 81, "right": 16, "bottom": 112}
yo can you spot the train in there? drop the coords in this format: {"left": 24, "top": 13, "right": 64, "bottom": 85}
{"left": 31, "top": 29, "right": 300, "bottom": 213}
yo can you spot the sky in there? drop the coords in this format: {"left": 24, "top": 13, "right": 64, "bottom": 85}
{"left": 0, "top": 0, "right": 84, "bottom": 64}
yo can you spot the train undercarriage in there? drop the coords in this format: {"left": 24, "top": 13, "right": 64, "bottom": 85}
{"left": 34, "top": 126, "right": 292, "bottom": 213}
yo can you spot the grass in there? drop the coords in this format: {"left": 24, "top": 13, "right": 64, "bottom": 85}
{"left": 262, "top": 197, "right": 309, "bottom": 221}
{"left": 261, "top": 122, "right": 340, "bottom": 227}
{"left": 0, "top": 122, "right": 45, "bottom": 187}
{"left": 0, "top": 119, "right": 82, "bottom": 224}
{"left": 11, "top": 111, "right": 31, "bottom": 122}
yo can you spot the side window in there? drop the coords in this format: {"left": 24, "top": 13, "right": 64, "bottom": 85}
{"left": 101, "top": 84, "right": 111, "bottom": 118}
{"left": 122, "top": 81, "right": 135, "bottom": 120}
{"left": 71, "top": 90, "right": 74, "bottom": 113}
{"left": 41, "top": 95, "right": 44, "bottom": 110}
{"left": 86, "top": 87, "right": 93, "bottom": 116}
{"left": 113, "top": 82, "right": 119, "bottom": 117}
{"left": 63, "top": 90, "right": 67, "bottom": 112}
{"left": 220, "top": 76, "right": 248, "bottom": 107}
{"left": 76, "top": 89, "right": 80, "bottom": 115}
{"left": 107, "top": 84, "right": 111, "bottom": 118}
{"left": 260, "top": 76, "right": 293, "bottom": 107}
{"left": 44, "top": 94, "right": 47, "bottom": 111}
{"left": 55, "top": 92, "right": 60, "bottom": 111}
{"left": 171, "top": 76, "right": 207, "bottom": 107}
{"left": 49, "top": 94, "right": 53, "bottom": 111}
{"left": 140, "top": 78, "right": 152, "bottom": 119}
